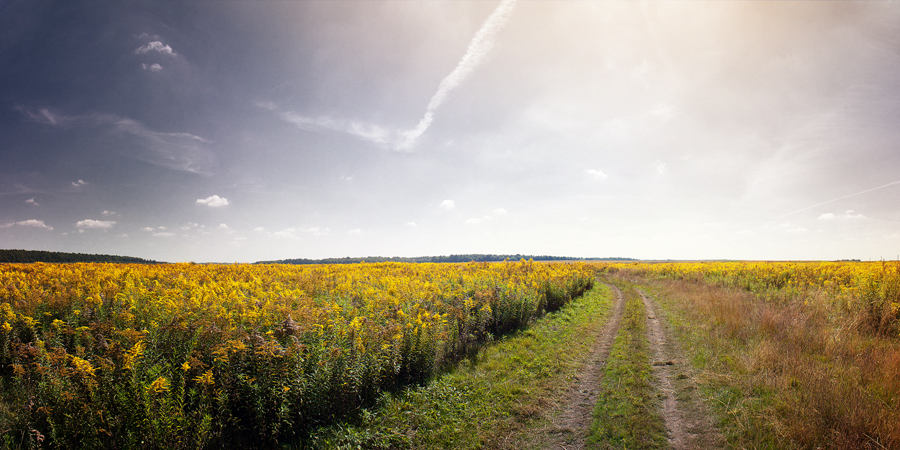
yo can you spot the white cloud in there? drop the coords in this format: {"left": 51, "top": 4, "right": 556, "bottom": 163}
{"left": 76, "top": 219, "right": 115, "bottom": 229}
{"left": 494, "top": 208, "right": 507, "bottom": 215}
{"left": 102, "top": 210, "right": 116, "bottom": 216}
{"left": 152, "top": 232, "right": 176, "bottom": 238}
{"left": 72, "top": 179, "right": 88, "bottom": 187}
{"left": 654, "top": 160, "right": 667, "bottom": 174}
{"left": 253, "top": 226, "right": 266, "bottom": 232}
{"left": 217, "top": 223, "right": 229, "bottom": 229}
{"left": 844, "top": 210, "right": 866, "bottom": 220}
{"left": 25, "top": 198, "right": 39, "bottom": 206}
{"left": 274, "top": 228, "right": 298, "bottom": 239}
{"left": 406, "top": 222, "right": 418, "bottom": 227}
{"left": 196, "top": 195, "right": 229, "bottom": 207}
{"left": 19, "top": 107, "right": 216, "bottom": 175}
{"left": 347, "top": 229, "right": 362, "bottom": 235}
{"left": 1, "top": 219, "right": 53, "bottom": 230}
{"left": 396, "top": 0, "right": 517, "bottom": 151}
{"left": 650, "top": 103, "right": 675, "bottom": 123}
{"left": 464, "top": 218, "right": 482, "bottom": 225}
{"left": 135, "top": 41, "right": 175, "bottom": 56}
{"left": 818, "top": 210, "right": 866, "bottom": 221}
{"left": 440, "top": 199, "right": 455, "bottom": 210}
{"left": 280, "top": 112, "right": 392, "bottom": 147}
{"left": 584, "top": 169, "right": 608, "bottom": 180}
{"left": 15, "top": 106, "right": 71, "bottom": 126}
{"left": 142, "top": 63, "right": 163, "bottom": 72}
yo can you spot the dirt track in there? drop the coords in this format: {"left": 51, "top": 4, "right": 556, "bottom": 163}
{"left": 640, "top": 289, "right": 725, "bottom": 449}
{"left": 541, "top": 284, "right": 626, "bottom": 449}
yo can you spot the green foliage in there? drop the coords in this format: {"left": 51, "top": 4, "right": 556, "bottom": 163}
{"left": 587, "top": 280, "right": 666, "bottom": 449}
{"left": 308, "top": 284, "right": 614, "bottom": 449}
{"left": 0, "top": 250, "right": 157, "bottom": 264}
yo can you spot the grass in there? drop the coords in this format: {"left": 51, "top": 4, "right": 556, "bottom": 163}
{"left": 586, "top": 278, "right": 666, "bottom": 449}
{"left": 307, "top": 283, "right": 615, "bottom": 449}
{"left": 625, "top": 274, "right": 900, "bottom": 450}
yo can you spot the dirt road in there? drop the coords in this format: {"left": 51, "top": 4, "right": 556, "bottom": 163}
{"left": 540, "top": 284, "right": 627, "bottom": 449}
{"left": 640, "top": 289, "right": 725, "bottom": 449}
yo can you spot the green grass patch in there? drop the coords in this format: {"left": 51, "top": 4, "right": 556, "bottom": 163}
{"left": 306, "top": 283, "right": 615, "bottom": 449}
{"left": 587, "top": 278, "right": 666, "bottom": 449}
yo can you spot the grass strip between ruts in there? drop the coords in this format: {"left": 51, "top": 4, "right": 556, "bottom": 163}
{"left": 306, "top": 283, "right": 614, "bottom": 449}
{"left": 587, "top": 278, "right": 666, "bottom": 449}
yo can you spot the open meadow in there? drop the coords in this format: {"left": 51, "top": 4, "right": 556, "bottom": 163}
{"left": 1, "top": 260, "right": 899, "bottom": 449}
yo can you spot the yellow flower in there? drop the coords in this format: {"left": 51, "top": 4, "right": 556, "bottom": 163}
{"left": 181, "top": 361, "right": 191, "bottom": 371}
{"left": 149, "top": 376, "right": 170, "bottom": 394}
{"left": 195, "top": 370, "right": 215, "bottom": 386}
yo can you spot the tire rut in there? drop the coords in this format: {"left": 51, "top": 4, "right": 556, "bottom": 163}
{"left": 639, "top": 289, "right": 726, "bottom": 449}
{"left": 542, "top": 284, "right": 627, "bottom": 450}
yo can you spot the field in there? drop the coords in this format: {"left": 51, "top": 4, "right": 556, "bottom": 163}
{"left": 1, "top": 260, "right": 899, "bottom": 449}
{"left": 0, "top": 261, "right": 593, "bottom": 449}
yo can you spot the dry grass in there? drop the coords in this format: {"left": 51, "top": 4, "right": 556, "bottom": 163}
{"left": 626, "top": 275, "right": 900, "bottom": 449}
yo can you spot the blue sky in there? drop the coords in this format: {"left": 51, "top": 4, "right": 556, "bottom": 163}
{"left": 2, "top": 1, "right": 900, "bottom": 262}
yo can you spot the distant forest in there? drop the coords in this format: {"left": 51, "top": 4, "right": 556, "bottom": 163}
{"left": 256, "top": 254, "right": 638, "bottom": 265}
{"left": 0, "top": 249, "right": 158, "bottom": 264}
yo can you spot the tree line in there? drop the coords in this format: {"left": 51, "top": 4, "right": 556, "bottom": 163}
{"left": 0, "top": 249, "right": 158, "bottom": 264}
{"left": 256, "top": 254, "right": 637, "bottom": 265}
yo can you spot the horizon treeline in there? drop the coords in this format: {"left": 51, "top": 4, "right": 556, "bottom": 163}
{"left": 257, "top": 254, "right": 638, "bottom": 265}
{"left": 0, "top": 249, "right": 157, "bottom": 264}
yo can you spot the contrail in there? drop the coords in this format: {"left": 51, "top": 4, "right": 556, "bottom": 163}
{"left": 778, "top": 179, "right": 900, "bottom": 218}
{"left": 396, "top": 0, "right": 517, "bottom": 151}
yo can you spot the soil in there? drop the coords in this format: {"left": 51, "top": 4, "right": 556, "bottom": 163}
{"left": 639, "top": 289, "right": 726, "bottom": 449}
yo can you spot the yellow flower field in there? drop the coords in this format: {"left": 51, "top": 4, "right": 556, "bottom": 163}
{"left": 597, "top": 260, "right": 900, "bottom": 335}
{"left": 0, "top": 260, "right": 593, "bottom": 449}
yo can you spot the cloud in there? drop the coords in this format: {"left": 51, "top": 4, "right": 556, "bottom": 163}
{"left": 654, "top": 160, "right": 667, "bottom": 174}
{"left": 101, "top": 210, "right": 115, "bottom": 216}
{"left": 440, "top": 199, "right": 455, "bottom": 210}
{"left": 196, "top": 195, "right": 229, "bottom": 207}
{"left": 280, "top": 112, "right": 392, "bottom": 147}
{"left": 17, "top": 108, "right": 216, "bottom": 175}
{"left": 396, "top": 0, "right": 517, "bottom": 151}
{"left": 111, "top": 117, "right": 215, "bottom": 175}
{"left": 16, "top": 107, "right": 71, "bottom": 126}
{"left": 649, "top": 103, "right": 675, "bottom": 123}
{"left": 152, "top": 232, "right": 176, "bottom": 238}
{"left": 135, "top": 41, "right": 175, "bottom": 56}
{"left": 584, "top": 169, "right": 608, "bottom": 180}
{"left": 142, "top": 63, "right": 163, "bottom": 72}
{"left": 25, "top": 198, "right": 39, "bottom": 206}
{"left": 217, "top": 223, "right": 230, "bottom": 229}
{"left": 346, "top": 229, "right": 362, "bottom": 235}
{"left": 72, "top": 179, "right": 88, "bottom": 187}
{"left": 819, "top": 210, "right": 866, "bottom": 221}
{"left": 253, "top": 226, "right": 266, "bottom": 232}
{"left": 1, "top": 219, "right": 53, "bottom": 230}
{"left": 780, "top": 180, "right": 900, "bottom": 218}
{"left": 265, "top": 0, "right": 517, "bottom": 152}
{"left": 76, "top": 219, "right": 115, "bottom": 229}
{"left": 406, "top": 222, "right": 418, "bottom": 227}
{"left": 494, "top": 208, "right": 507, "bottom": 215}
{"left": 464, "top": 218, "right": 482, "bottom": 225}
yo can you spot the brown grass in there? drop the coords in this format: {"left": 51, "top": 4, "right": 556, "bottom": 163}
{"left": 624, "top": 275, "right": 900, "bottom": 449}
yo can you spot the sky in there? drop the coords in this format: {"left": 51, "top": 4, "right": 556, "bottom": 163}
{"left": 2, "top": 1, "right": 900, "bottom": 263}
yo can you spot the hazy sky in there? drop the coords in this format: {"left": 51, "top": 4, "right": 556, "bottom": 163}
{"left": 2, "top": 1, "right": 900, "bottom": 262}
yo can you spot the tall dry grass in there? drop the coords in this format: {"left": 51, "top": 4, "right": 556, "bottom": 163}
{"left": 623, "top": 274, "right": 900, "bottom": 449}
